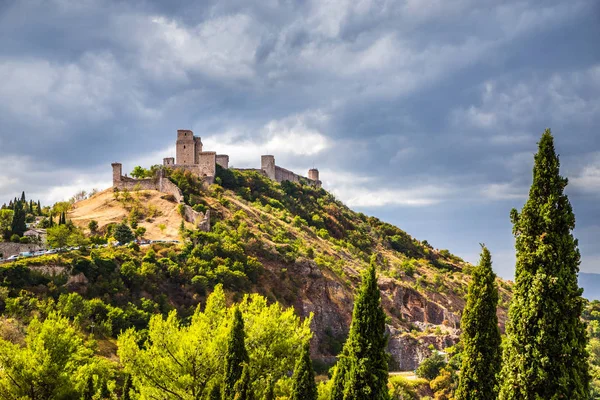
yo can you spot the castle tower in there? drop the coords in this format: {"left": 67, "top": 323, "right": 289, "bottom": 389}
{"left": 216, "top": 154, "right": 229, "bottom": 169}
{"left": 261, "top": 155, "right": 276, "bottom": 180}
{"left": 176, "top": 129, "right": 195, "bottom": 165}
{"left": 308, "top": 168, "right": 319, "bottom": 182}
{"left": 163, "top": 157, "right": 175, "bottom": 166}
{"left": 193, "top": 136, "right": 203, "bottom": 164}
{"left": 111, "top": 163, "right": 122, "bottom": 186}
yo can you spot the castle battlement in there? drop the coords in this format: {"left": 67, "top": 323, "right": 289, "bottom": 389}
{"left": 113, "top": 129, "right": 321, "bottom": 191}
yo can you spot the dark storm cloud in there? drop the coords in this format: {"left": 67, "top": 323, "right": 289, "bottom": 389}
{"left": 0, "top": 0, "right": 599, "bottom": 277}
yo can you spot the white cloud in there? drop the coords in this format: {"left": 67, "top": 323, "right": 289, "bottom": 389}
{"left": 480, "top": 182, "right": 527, "bottom": 200}
{"left": 201, "top": 111, "right": 331, "bottom": 168}
{"left": 571, "top": 154, "right": 600, "bottom": 194}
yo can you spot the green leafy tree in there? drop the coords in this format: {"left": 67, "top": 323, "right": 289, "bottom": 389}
{"left": 499, "top": 129, "right": 590, "bottom": 399}
{"left": 88, "top": 220, "right": 99, "bottom": 235}
{"left": 118, "top": 286, "right": 310, "bottom": 400}
{"left": 114, "top": 222, "right": 135, "bottom": 244}
{"left": 416, "top": 352, "right": 447, "bottom": 380}
{"left": 263, "top": 376, "right": 275, "bottom": 400}
{"left": 0, "top": 209, "right": 14, "bottom": 240}
{"left": 131, "top": 166, "right": 151, "bottom": 179}
{"left": 224, "top": 307, "right": 249, "bottom": 400}
{"left": 332, "top": 259, "right": 389, "bottom": 400}
{"left": 0, "top": 313, "right": 105, "bottom": 399}
{"left": 291, "top": 340, "right": 317, "bottom": 400}
{"left": 47, "top": 225, "right": 72, "bottom": 248}
{"left": 455, "top": 245, "right": 501, "bottom": 400}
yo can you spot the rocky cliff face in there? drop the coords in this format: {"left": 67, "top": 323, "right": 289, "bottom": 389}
{"left": 257, "top": 258, "right": 482, "bottom": 371}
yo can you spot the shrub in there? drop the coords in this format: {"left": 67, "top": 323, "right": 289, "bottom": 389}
{"left": 416, "top": 352, "right": 447, "bottom": 380}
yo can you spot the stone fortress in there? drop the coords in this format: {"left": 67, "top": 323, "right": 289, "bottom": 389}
{"left": 112, "top": 129, "right": 321, "bottom": 189}
{"left": 111, "top": 130, "right": 321, "bottom": 229}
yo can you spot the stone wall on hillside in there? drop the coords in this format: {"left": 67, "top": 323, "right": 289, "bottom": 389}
{"left": 0, "top": 242, "right": 43, "bottom": 258}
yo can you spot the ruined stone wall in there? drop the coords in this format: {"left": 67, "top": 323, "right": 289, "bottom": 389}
{"left": 216, "top": 155, "right": 229, "bottom": 169}
{"left": 114, "top": 177, "right": 158, "bottom": 192}
{"left": 274, "top": 165, "right": 301, "bottom": 184}
{"left": 198, "top": 152, "right": 216, "bottom": 177}
{"left": 158, "top": 176, "right": 185, "bottom": 203}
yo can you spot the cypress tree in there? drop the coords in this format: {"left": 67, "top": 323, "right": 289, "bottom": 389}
{"left": 37, "top": 200, "right": 42, "bottom": 215}
{"left": 10, "top": 201, "right": 26, "bottom": 236}
{"left": 291, "top": 340, "right": 317, "bottom": 400}
{"left": 455, "top": 245, "right": 501, "bottom": 400}
{"left": 29, "top": 200, "right": 33, "bottom": 214}
{"left": 332, "top": 258, "right": 389, "bottom": 400}
{"left": 499, "top": 129, "right": 589, "bottom": 399}
{"left": 223, "top": 307, "right": 249, "bottom": 400}
{"left": 330, "top": 356, "right": 350, "bottom": 400}
{"left": 20, "top": 191, "right": 25, "bottom": 203}
{"left": 232, "top": 364, "right": 253, "bottom": 400}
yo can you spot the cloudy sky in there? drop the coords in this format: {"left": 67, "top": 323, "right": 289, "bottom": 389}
{"left": 0, "top": 0, "right": 599, "bottom": 279}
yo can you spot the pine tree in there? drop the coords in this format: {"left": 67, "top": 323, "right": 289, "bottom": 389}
{"left": 455, "top": 245, "right": 501, "bottom": 400}
{"left": 499, "top": 129, "right": 589, "bottom": 399}
{"left": 122, "top": 374, "right": 132, "bottom": 400}
{"left": 10, "top": 200, "right": 26, "bottom": 236}
{"left": 291, "top": 340, "right": 317, "bottom": 400}
{"left": 83, "top": 375, "right": 94, "bottom": 400}
{"left": 223, "top": 307, "right": 249, "bottom": 400}
{"left": 332, "top": 258, "right": 389, "bottom": 400}
{"left": 232, "top": 364, "right": 253, "bottom": 400}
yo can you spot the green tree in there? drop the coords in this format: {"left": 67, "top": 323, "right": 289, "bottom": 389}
{"left": 10, "top": 200, "right": 26, "bottom": 237}
{"left": 0, "top": 313, "right": 103, "bottom": 399}
{"left": 291, "top": 340, "right": 317, "bottom": 400}
{"left": 455, "top": 245, "right": 501, "bottom": 400}
{"left": 88, "top": 220, "right": 99, "bottom": 235}
{"left": 224, "top": 307, "right": 249, "bottom": 400}
{"left": 332, "top": 259, "right": 389, "bottom": 400}
{"left": 114, "top": 223, "right": 135, "bottom": 244}
{"left": 47, "top": 225, "right": 72, "bottom": 248}
{"left": 499, "top": 129, "right": 590, "bottom": 399}
{"left": 416, "top": 352, "right": 446, "bottom": 380}
{"left": 131, "top": 166, "right": 150, "bottom": 179}
{"left": 0, "top": 209, "right": 14, "bottom": 240}
{"left": 118, "top": 287, "right": 310, "bottom": 400}
{"left": 232, "top": 364, "right": 253, "bottom": 400}
{"left": 263, "top": 376, "right": 275, "bottom": 400}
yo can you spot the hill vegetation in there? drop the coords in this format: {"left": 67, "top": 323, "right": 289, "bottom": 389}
{"left": 0, "top": 130, "right": 596, "bottom": 399}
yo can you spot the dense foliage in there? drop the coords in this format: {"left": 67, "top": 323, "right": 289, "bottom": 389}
{"left": 499, "top": 130, "right": 589, "bottom": 399}
{"left": 455, "top": 246, "right": 501, "bottom": 400}
{"left": 329, "top": 258, "right": 389, "bottom": 400}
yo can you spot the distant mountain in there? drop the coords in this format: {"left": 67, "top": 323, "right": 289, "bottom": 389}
{"left": 580, "top": 273, "right": 600, "bottom": 300}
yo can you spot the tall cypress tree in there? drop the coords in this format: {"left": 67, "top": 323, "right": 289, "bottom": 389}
{"left": 20, "top": 191, "right": 25, "bottom": 203}
{"left": 37, "top": 200, "right": 42, "bottom": 216}
{"left": 499, "top": 129, "right": 589, "bottom": 399}
{"left": 455, "top": 245, "right": 501, "bottom": 400}
{"left": 291, "top": 340, "right": 317, "bottom": 400}
{"left": 10, "top": 200, "right": 26, "bottom": 236}
{"left": 331, "top": 258, "right": 389, "bottom": 400}
{"left": 223, "top": 307, "right": 249, "bottom": 400}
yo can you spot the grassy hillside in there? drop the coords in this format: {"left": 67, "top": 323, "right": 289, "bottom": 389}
{"left": 1, "top": 167, "right": 514, "bottom": 374}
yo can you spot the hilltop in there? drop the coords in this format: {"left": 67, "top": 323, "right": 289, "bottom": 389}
{"left": 49, "top": 166, "right": 512, "bottom": 370}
